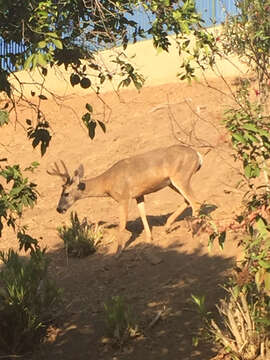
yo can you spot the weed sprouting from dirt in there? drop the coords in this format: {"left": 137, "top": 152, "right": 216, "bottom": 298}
{"left": 57, "top": 211, "right": 103, "bottom": 258}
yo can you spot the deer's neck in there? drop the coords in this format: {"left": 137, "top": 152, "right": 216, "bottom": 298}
{"left": 82, "top": 174, "right": 108, "bottom": 198}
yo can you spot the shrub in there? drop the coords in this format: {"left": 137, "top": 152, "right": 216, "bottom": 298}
{"left": 0, "top": 163, "right": 38, "bottom": 237}
{"left": 198, "top": 225, "right": 270, "bottom": 359}
{"left": 104, "top": 295, "right": 137, "bottom": 346}
{"left": 0, "top": 246, "right": 60, "bottom": 355}
{"left": 57, "top": 211, "right": 102, "bottom": 258}
{"left": 211, "top": 288, "right": 262, "bottom": 360}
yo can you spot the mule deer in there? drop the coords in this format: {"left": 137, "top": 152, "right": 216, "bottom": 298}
{"left": 48, "top": 145, "right": 202, "bottom": 253}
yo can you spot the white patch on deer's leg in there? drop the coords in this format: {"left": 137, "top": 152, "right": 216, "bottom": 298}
{"left": 136, "top": 196, "right": 152, "bottom": 242}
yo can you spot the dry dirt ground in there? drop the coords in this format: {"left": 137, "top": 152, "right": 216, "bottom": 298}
{"left": 1, "top": 78, "right": 245, "bottom": 359}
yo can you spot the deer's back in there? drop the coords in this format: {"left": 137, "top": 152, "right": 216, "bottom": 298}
{"left": 102, "top": 145, "right": 200, "bottom": 201}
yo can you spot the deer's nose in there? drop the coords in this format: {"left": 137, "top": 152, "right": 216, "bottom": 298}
{"left": 57, "top": 207, "right": 66, "bottom": 214}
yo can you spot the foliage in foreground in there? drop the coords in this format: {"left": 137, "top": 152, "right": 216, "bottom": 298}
{"left": 191, "top": 3, "right": 270, "bottom": 356}
{"left": 0, "top": 240, "right": 61, "bottom": 355}
{"left": 57, "top": 211, "right": 103, "bottom": 258}
{"left": 209, "top": 215, "right": 270, "bottom": 358}
{"left": 211, "top": 288, "right": 270, "bottom": 360}
{"left": 194, "top": 210, "right": 270, "bottom": 359}
{"left": 0, "top": 163, "right": 38, "bottom": 237}
{"left": 0, "top": 0, "right": 216, "bottom": 154}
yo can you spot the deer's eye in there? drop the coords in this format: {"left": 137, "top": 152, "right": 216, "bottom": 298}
{"left": 64, "top": 192, "right": 69, "bottom": 197}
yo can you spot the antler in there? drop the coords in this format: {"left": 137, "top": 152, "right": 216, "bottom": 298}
{"left": 47, "top": 160, "right": 71, "bottom": 183}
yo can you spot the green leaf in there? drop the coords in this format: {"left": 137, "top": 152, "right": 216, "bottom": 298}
{"left": 0, "top": 110, "right": 9, "bottom": 126}
{"left": 32, "top": 54, "right": 38, "bottom": 69}
{"left": 173, "top": 10, "right": 182, "bottom": 22}
{"left": 88, "top": 120, "right": 96, "bottom": 139}
{"left": 97, "top": 120, "right": 106, "bottom": 133}
{"left": 257, "top": 128, "right": 270, "bottom": 137}
{"left": 49, "top": 32, "right": 58, "bottom": 39}
{"left": 264, "top": 272, "right": 270, "bottom": 292}
{"left": 243, "top": 123, "right": 258, "bottom": 132}
{"left": 244, "top": 164, "right": 251, "bottom": 178}
{"left": 37, "top": 53, "right": 47, "bottom": 67}
{"left": 258, "top": 260, "right": 270, "bottom": 269}
{"left": 82, "top": 112, "right": 91, "bottom": 123}
{"left": 86, "top": 103, "right": 93, "bottom": 113}
{"left": 208, "top": 232, "right": 217, "bottom": 252}
{"left": 99, "top": 74, "right": 105, "bottom": 84}
{"left": 180, "top": 21, "right": 190, "bottom": 34}
{"left": 52, "top": 38, "right": 63, "bottom": 49}
{"left": 37, "top": 41, "right": 47, "bottom": 49}
{"left": 218, "top": 231, "right": 226, "bottom": 250}
{"left": 70, "top": 73, "right": 80, "bottom": 87}
{"left": 246, "top": 133, "right": 259, "bottom": 143}
{"left": 24, "top": 162, "right": 40, "bottom": 172}
{"left": 254, "top": 165, "right": 260, "bottom": 177}
{"left": 244, "top": 164, "right": 260, "bottom": 179}
{"left": 80, "top": 77, "right": 91, "bottom": 89}
{"left": 209, "top": 220, "right": 217, "bottom": 233}
{"left": 23, "top": 54, "right": 34, "bottom": 70}
{"left": 256, "top": 217, "right": 269, "bottom": 239}
{"left": 255, "top": 269, "right": 263, "bottom": 290}
{"left": 38, "top": 94, "right": 48, "bottom": 100}
{"left": 232, "top": 132, "right": 246, "bottom": 144}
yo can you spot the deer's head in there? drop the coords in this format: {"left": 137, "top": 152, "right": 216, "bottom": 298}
{"left": 47, "top": 161, "right": 85, "bottom": 214}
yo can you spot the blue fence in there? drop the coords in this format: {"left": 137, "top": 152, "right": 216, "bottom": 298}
{"left": 0, "top": 0, "right": 237, "bottom": 72}
{"left": 0, "top": 40, "right": 26, "bottom": 73}
{"left": 197, "top": 0, "right": 237, "bottom": 26}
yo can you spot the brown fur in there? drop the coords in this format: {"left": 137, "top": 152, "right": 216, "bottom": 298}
{"left": 48, "top": 145, "right": 202, "bottom": 253}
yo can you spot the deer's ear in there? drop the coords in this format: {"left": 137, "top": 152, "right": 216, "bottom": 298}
{"left": 74, "top": 164, "right": 84, "bottom": 179}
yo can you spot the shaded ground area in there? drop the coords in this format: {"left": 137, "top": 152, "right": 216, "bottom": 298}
{"left": 1, "top": 78, "right": 244, "bottom": 359}
{"left": 36, "top": 243, "right": 233, "bottom": 360}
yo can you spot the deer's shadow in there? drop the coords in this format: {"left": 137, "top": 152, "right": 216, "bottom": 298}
{"left": 120, "top": 203, "right": 217, "bottom": 248}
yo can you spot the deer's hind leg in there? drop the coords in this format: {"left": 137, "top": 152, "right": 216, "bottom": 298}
{"left": 165, "top": 176, "right": 200, "bottom": 231}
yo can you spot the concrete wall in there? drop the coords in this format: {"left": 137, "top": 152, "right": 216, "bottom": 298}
{"left": 9, "top": 29, "right": 246, "bottom": 97}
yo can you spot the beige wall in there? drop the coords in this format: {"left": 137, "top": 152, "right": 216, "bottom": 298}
{"left": 9, "top": 29, "right": 247, "bottom": 97}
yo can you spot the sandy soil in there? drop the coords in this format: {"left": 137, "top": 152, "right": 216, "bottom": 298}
{"left": 1, "top": 78, "right": 245, "bottom": 359}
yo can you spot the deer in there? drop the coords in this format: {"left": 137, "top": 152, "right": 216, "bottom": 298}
{"left": 48, "top": 144, "right": 203, "bottom": 254}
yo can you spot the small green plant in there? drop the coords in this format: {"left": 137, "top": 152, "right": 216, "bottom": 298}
{"left": 191, "top": 294, "right": 209, "bottom": 318}
{"left": 191, "top": 294, "right": 212, "bottom": 347}
{"left": 104, "top": 295, "right": 137, "bottom": 345}
{"left": 57, "top": 211, "right": 102, "bottom": 258}
{"left": 0, "top": 239, "right": 61, "bottom": 355}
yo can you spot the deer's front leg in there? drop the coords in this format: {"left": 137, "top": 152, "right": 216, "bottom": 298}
{"left": 136, "top": 196, "right": 152, "bottom": 242}
{"left": 116, "top": 200, "right": 130, "bottom": 254}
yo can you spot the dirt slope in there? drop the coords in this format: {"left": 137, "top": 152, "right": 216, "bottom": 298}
{"left": 1, "top": 78, "right": 244, "bottom": 359}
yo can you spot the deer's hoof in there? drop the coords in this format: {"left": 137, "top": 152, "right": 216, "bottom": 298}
{"left": 165, "top": 226, "right": 171, "bottom": 234}
{"left": 145, "top": 235, "right": 153, "bottom": 243}
{"left": 115, "top": 244, "right": 123, "bottom": 258}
